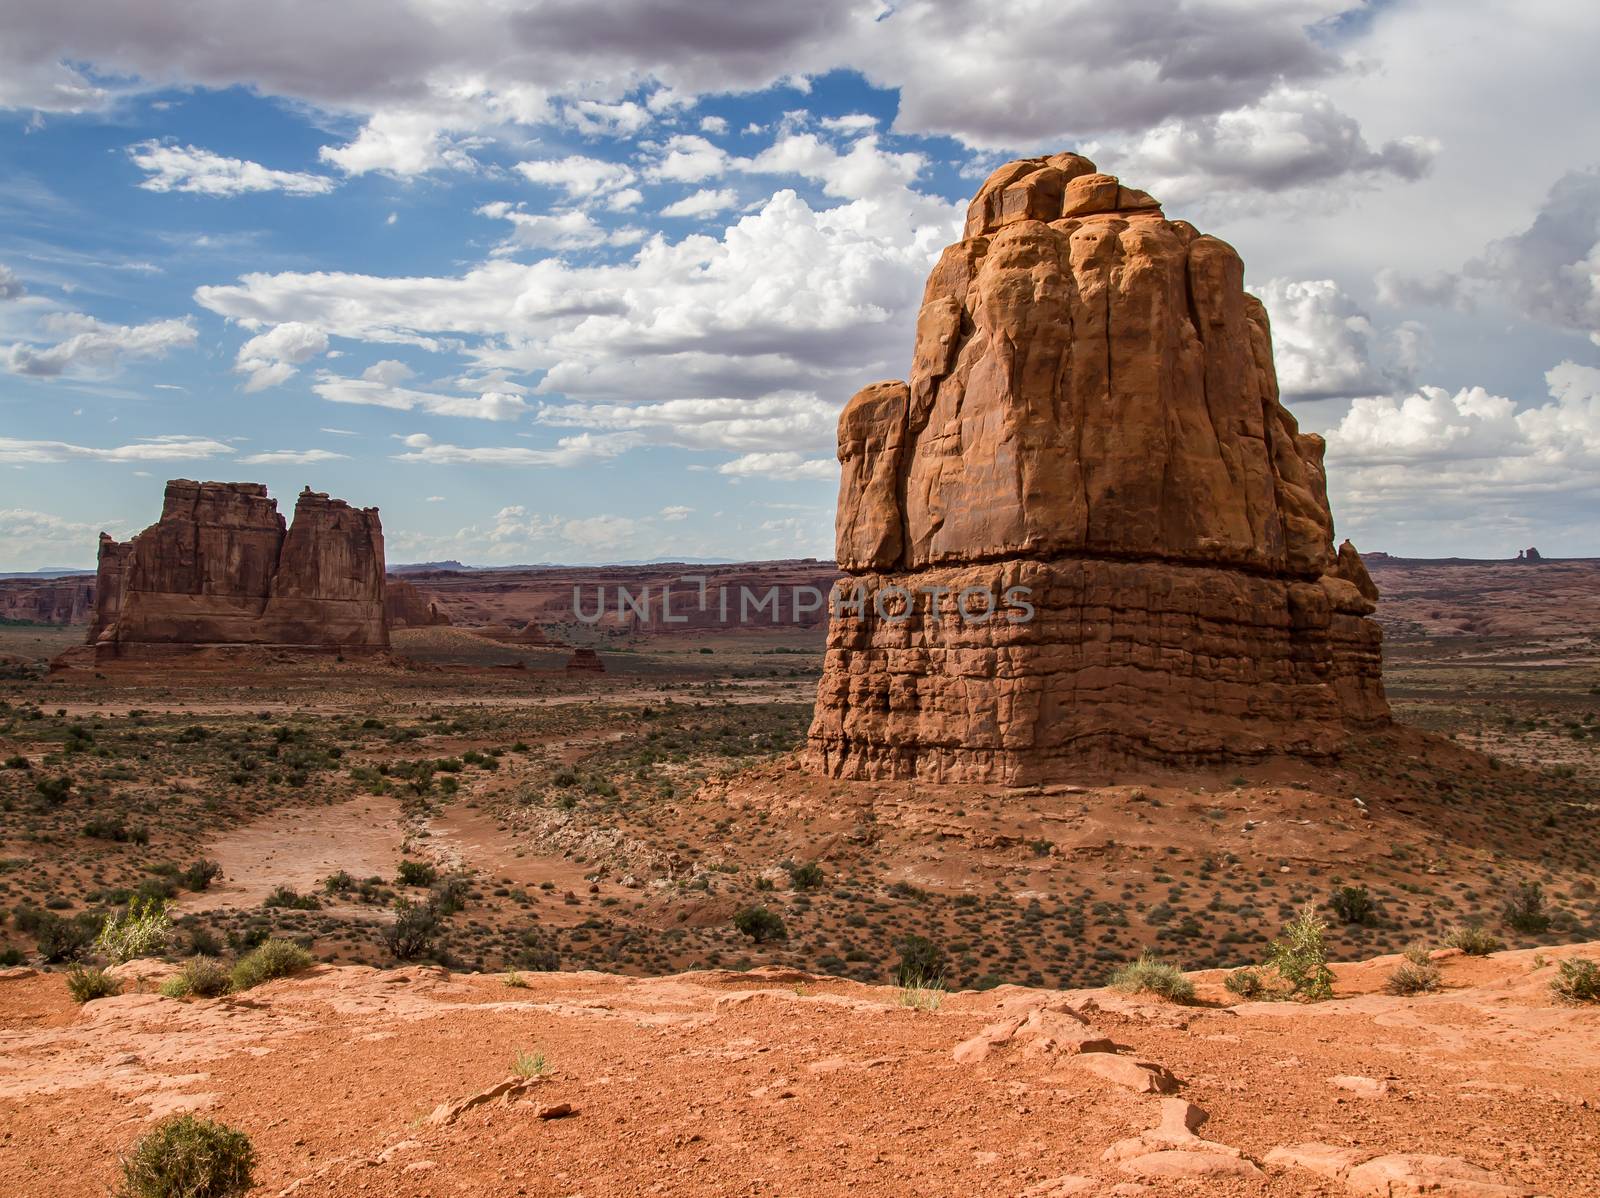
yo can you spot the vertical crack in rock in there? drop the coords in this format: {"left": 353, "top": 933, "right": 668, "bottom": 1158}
{"left": 810, "top": 155, "right": 1389, "bottom": 783}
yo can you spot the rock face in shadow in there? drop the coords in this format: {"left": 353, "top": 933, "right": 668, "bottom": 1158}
{"left": 85, "top": 480, "right": 389, "bottom": 658}
{"left": 809, "top": 154, "right": 1388, "bottom": 782}
{"left": 384, "top": 579, "right": 451, "bottom": 628}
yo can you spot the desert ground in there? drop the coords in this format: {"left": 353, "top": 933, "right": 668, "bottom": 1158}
{"left": 2, "top": 556, "right": 1597, "bottom": 1195}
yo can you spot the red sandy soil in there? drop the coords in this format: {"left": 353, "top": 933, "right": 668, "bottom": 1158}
{"left": 3, "top": 945, "right": 1596, "bottom": 1197}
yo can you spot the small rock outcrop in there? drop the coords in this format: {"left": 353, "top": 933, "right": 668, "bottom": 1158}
{"left": 809, "top": 154, "right": 1388, "bottom": 782}
{"left": 385, "top": 579, "right": 450, "bottom": 628}
{"left": 565, "top": 647, "right": 604, "bottom": 672}
{"left": 81, "top": 480, "right": 388, "bottom": 658}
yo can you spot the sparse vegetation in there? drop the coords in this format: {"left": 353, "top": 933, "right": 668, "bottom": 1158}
{"left": 732, "top": 905, "right": 787, "bottom": 944}
{"left": 1441, "top": 924, "right": 1502, "bottom": 955}
{"left": 230, "top": 938, "right": 312, "bottom": 991}
{"left": 1502, "top": 882, "right": 1551, "bottom": 934}
{"left": 1264, "top": 903, "right": 1336, "bottom": 1001}
{"left": 1224, "top": 967, "right": 1265, "bottom": 999}
{"left": 897, "top": 978, "right": 944, "bottom": 1012}
{"left": 385, "top": 898, "right": 439, "bottom": 960}
{"left": 96, "top": 898, "right": 172, "bottom": 964}
{"left": 66, "top": 963, "right": 121, "bottom": 1003}
{"left": 118, "top": 1114, "right": 255, "bottom": 1198}
{"left": 1550, "top": 958, "right": 1600, "bottom": 1004}
{"left": 511, "top": 1049, "right": 548, "bottom": 1078}
{"left": 396, "top": 860, "right": 438, "bottom": 887}
{"left": 1330, "top": 884, "right": 1378, "bottom": 926}
{"left": 1110, "top": 952, "right": 1196, "bottom": 1003}
{"left": 160, "top": 957, "right": 232, "bottom": 999}
{"left": 893, "top": 934, "right": 946, "bottom": 987}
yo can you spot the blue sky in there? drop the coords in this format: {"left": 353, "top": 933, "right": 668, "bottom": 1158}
{"left": 1, "top": 1, "right": 1597, "bottom": 569}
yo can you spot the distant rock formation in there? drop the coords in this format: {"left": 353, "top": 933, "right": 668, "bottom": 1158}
{"left": 565, "top": 647, "right": 604, "bottom": 672}
{"left": 385, "top": 579, "right": 450, "bottom": 628}
{"left": 0, "top": 575, "right": 95, "bottom": 625}
{"left": 809, "top": 154, "right": 1389, "bottom": 782}
{"left": 1516, "top": 547, "right": 1543, "bottom": 563}
{"left": 81, "top": 480, "right": 388, "bottom": 659}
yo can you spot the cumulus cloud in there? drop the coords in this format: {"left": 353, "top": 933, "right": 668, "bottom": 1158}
{"left": 3, "top": 315, "right": 196, "bottom": 377}
{"left": 319, "top": 109, "right": 481, "bottom": 176}
{"left": 1252, "top": 278, "right": 1392, "bottom": 400}
{"left": 659, "top": 187, "right": 739, "bottom": 218}
{"left": 717, "top": 450, "right": 834, "bottom": 481}
{"left": 515, "top": 154, "right": 637, "bottom": 199}
{"left": 0, "top": 264, "right": 24, "bottom": 300}
{"left": 537, "top": 393, "right": 836, "bottom": 452}
{"left": 235, "top": 321, "right": 329, "bottom": 391}
{"left": 1092, "top": 87, "right": 1435, "bottom": 209}
{"left": 236, "top": 448, "right": 350, "bottom": 465}
{"left": 658, "top": 504, "right": 692, "bottom": 520}
{"left": 475, "top": 201, "right": 640, "bottom": 253}
{"left": 1324, "top": 362, "right": 1600, "bottom": 543}
{"left": 391, "top": 431, "right": 636, "bottom": 466}
{"left": 127, "top": 141, "right": 337, "bottom": 196}
{"left": 313, "top": 367, "right": 530, "bottom": 421}
{"left": 645, "top": 134, "right": 729, "bottom": 183}
{"left": 0, "top": 434, "right": 233, "bottom": 464}
{"left": 0, "top": 507, "right": 128, "bottom": 566}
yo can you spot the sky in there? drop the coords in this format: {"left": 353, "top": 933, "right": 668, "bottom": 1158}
{"left": 0, "top": 0, "right": 1596, "bottom": 570}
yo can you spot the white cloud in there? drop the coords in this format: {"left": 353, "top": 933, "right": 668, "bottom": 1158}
{"left": 0, "top": 434, "right": 233, "bottom": 464}
{"left": 391, "top": 431, "right": 636, "bottom": 466}
{"left": 646, "top": 134, "right": 729, "bottom": 183}
{"left": 318, "top": 109, "right": 480, "bottom": 176}
{"left": 820, "top": 113, "right": 877, "bottom": 133}
{"left": 515, "top": 155, "right": 637, "bottom": 198}
{"left": 3, "top": 315, "right": 196, "bottom": 377}
{"left": 717, "top": 450, "right": 834, "bottom": 481}
{"left": 562, "top": 98, "right": 651, "bottom": 137}
{"left": 0, "top": 507, "right": 126, "bottom": 566}
{"left": 1090, "top": 87, "right": 1435, "bottom": 210}
{"left": 658, "top": 504, "right": 692, "bottom": 520}
{"left": 0, "top": 264, "right": 24, "bottom": 300}
{"left": 235, "top": 320, "right": 329, "bottom": 391}
{"left": 313, "top": 370, "right": 530, "bottom": 421}
{"left": 538, "top": 393, "right": 836, "bottom": 452}
{"left": 660, "top": 187, "right": 738, "bottom": 218}
{"left": 1252, "top": 278, "right": 1391, "bottom": 400}
{"left": 699, "top": 115, "right": 728, "bottom": 135}
{"left": 236, "top": 448, "right": 350, "bottom": 465}
{"left": 739, "top": 132, "right": 924, "bottom": 202}
{"left": 127, "top": 141, "right": 337, "bottom": 197}
{"left": 475, "top": 201, "right": 639, "bottom": 253}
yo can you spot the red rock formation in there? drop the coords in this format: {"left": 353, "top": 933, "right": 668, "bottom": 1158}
{"left": 384, "top": 579, "right": 450, "bottom": 628}
{"left": 0, "top": 575, "right": 95, "bottom": 625}
{"left": 565, "top": 647, "right": 604, "bottom": 672}
{"left": 84, "top": 480, "right": 388, "bottom": 658}
{"left": 810, "top": 155, "right": 1388, "bottom": 782}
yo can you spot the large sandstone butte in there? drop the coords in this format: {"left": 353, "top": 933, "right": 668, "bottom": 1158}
{"left": 809, "top": 154, "right": 1389, "bottom": 782}
{"left": 85, "top": 480, "right": 388, "bottom": 658}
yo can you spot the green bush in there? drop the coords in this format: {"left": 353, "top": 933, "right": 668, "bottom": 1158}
{"left": 732, "top": 906, "right": 787, "bottom": 944}
{"left": 230, "top": 938, "right": 312, "bottom": 991}
{"left": 893, "top": 934, "right": 947, "bottom": 987}
{"left": 1110, "top": 952, "right": 1195, "bottom": 1003}
{"left": 1441, "top": 924, "right": 1502, "bottom": 955}
{"left": 1224, "top": 967, "right": 1265, "bottom": 999}
{"left": 787, "top": 862, "right": 823, "bottom": 891}
{"left": 1502, "top": 882, "right": 1550, "bottom": 934}
{"left": 96, "top": 898, "right": 172, "bottom": 964}
{"left": 118, "top": 1114, "right": 254, "bottom": 1198}
{"left": 66, "top": 964, "right": 121, "bottom": 1003}
{"left": 1265, "top": 903, "right": 1335, "bottom": 1001}
{"left": 1385, "top": 958, "right": 1442, "bottom": 995}
{"left": 1330, "top": 884, "right": 1378, "bottom": 926}
{"left": 33, "top": 910, "right": 103, "bottom": 963}
{"left": 263, "top": 886, "right": 321, "bottom": 911}
{"left": 160, "top": 957, "right": 232, "bottom": 999}
{"left": 181, "top": 859, "right": 222, "bottom": 892}
{"left": 1551, "top": 958, "right": 1600, "bottom": 1004}
{"left": 384, "top": 898, "right": 438, "bottom": 960}
{"left": 396, "top": 860, "right": 437, "bottom": 887}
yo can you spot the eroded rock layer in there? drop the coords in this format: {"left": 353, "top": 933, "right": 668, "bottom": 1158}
{"left": 810, "top": 154, "right": 1388, "bottom": 781}
{"left": 87, "top": 480, "right": 388, "bottom": 657}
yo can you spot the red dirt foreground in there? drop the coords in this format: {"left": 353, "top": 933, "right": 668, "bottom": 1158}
{"left": 3, "top": 945, "right": 1597, "bottom": 1196}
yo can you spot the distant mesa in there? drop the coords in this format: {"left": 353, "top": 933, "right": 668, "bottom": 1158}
{"left": 68, "top": 479, "right": 389, "bottom": 662}
{"left": 809, "top": 153, "right": 1389, "bottom": 782}
{"left": 565, "top": 647, "right": 604, "bottom": 672}
{"left": 385, "top": 578, "right": 451, "bottom": 628}
{"left": 1515, "top": 547, "right": 1543, "bottom": 563}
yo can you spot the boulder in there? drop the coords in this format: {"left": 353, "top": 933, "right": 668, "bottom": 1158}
{"left": 809, "top": 155, "right": 1388, "bottom": 781}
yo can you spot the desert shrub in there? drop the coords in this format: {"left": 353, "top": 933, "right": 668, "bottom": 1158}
{"left": 1265, "top": 903, "right": 1335, "bottom": 1001}
{"left": 897, "top": 979, "right": 944, "bottom": 1012}
{"left": 32, "top": 910, "right": 103, "bottom": 963}
{"left": 96, "top": 898, "right": 172, "bottom": 964}
{"left": 1551, "top": 958, "right": 1600, "bottom": 1004}
{"left": 161, "top": 957, "right": 231, "bottom": 999}
{"left": 118, "top": 1114, "right": 254, "bottom": 1198}
{"left": 1224, "top": 967, "right": 1265, "bottom": 999}
{"left": 33, "top": 775, "right": 73, "bottom": 805}
{"left": 263, "top": 886, "right": 321, "bottom": 911}
{"left": 732, "top": 905, "right": 787, "bottom": 944}
{"left": 83, "top": 818, "right": 149, "bottom": 845}
{"left": 396, "top": 860, "right": 437, "bottom": 887}
{"left": 230, "top": 938, "right": 311, "bottom": 991}
{"left": 787, "top": 862, "right": 823, "bottom": 891}
{"left": 511, "top": 1049, "right": 548, "bottom": 1078}
{"left": 66, "top": 964, "right": 121, "bottom": 1003}
{"left": 322, "top": 870, "right": 354, "bottom": 894}
{"left": 1441, "top": 924, "right": 1502, "bottom": 955}
{"left": 384, "top": 898, "right": 438, "bottom": 961}
{"left": 180, "top": 859, "right": 222, "bottom": 892}
{"left": 428, "top": 872, "right": 471, "bottom": 916}
{"left": 893, "top": 934, "right": 947, "bottom": 987}
{"left": 1330, "top": 885, "right": 1378, "bottom": 926}
{"left": 1501, "top": 882, "right": 1550, "bottom": 934}
{"left": 0, "top": 948, "right": 22, "bottom": 967}
{"left": 1110, "top": 952, "right": 1195, "bottom": 1003}
{"left": 1385, "top": 958, "right": 1442, "bottom": 995}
